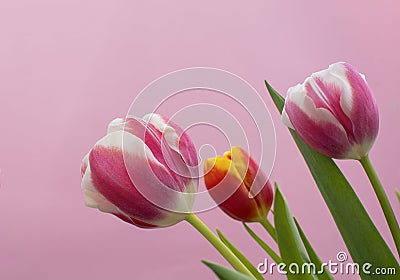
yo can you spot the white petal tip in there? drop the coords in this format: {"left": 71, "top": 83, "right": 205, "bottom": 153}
{"left": 107, "top": 118, "right": 125, "bottom": 133}
{"left": 281, "top": 108, "right": 294, "bottom": 129}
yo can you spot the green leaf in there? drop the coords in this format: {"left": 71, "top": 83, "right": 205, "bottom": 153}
{"left": 217, "top": 229, "right": 264, "bottom": 280}
{"left": 294, "top": 218, "right": 334, "bottom": 280}
{"left": 274, "top": 186, "right": 316, "bottom": 280}
{"left": 202, "top": 261, "right": 255, "bottom": 280}
{"left": 265, "top": 80, "right": 284, "bottom": 113}
{"left": 396, "top": 189, "right": 400, "bottom": 204}
{"left": 266, "top": 81, "right": 400, "bottom": 279}
{"left": 243, "top": 223, "right": 282, "bottom": 264}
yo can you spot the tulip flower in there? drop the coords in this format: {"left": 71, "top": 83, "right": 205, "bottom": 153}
{"left": 81, "top": 116, "right": 255, "bottom": 277}
{"left": 80, "top": 113, "right": 198, "bottom": 228}
{"left": 281, "top": 62, "right": 400, "bottom": 256}
{"left": 203, "top": 146, "right": 273, "bottom": 223}
{"left": 282, "top": 62, "right": 379, "bottom": 160}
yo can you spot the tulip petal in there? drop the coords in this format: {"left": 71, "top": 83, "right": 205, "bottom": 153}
{"left": 301, "top": 62, "right": 378, "bottom": 150}
{"left": 82, "top": 166, "right": 121, "bottom": 214}
{"left": 343, "top": 63, "right": 379, "bottom": 147}
{"left": 143, "top": 113, "right": 198, "bottom": 168}
{"left": 224, "top": 147, "right": 273, "bottom": 213}
{"left": 224, "top": 147, "right": 270, "bottom": 197}
{"left": 107, "top": 115, "right": 197, "bottom": 191}
{"left": 106, "top": 117, "right": 166, "bottom": 166}
{"left": 282, "top": 107, "right": 294, "bottom": 129}
{"left": 87, "top": 131, "right": 189, "bottom": 227}
{"left": 306, "top": 65, "right": 355, "bottom": 142}
{"left": 284, "top": 86, "right": 353, "bottom": 158}
{"left": 82, "top": 158, "right": 155, "bottom": 227}
{"left": 107, "top": 118, "right": 125, "bottom": 134}
{"left": 204, "top": 156, "right": 231, "bottom": 189}
{"left": 83, "top": 166, "right": 158, "bottom": 229}
{"left": 204, "top": 156, "right": 269, "bottom": 222}
{"left": 306, "top": 63, "right": 352, "bottom": 115}
{"left": 81, "top": 152, "right": 89, "bottom": 176}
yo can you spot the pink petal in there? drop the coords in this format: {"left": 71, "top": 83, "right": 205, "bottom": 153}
{"left": 88, "top": 131, "right": 189, "bottom": 227}
{"left": 305, "top": 76, "right": 355, "bottom": 143}
{"left": 143, "top": 113, "right": 198, "bottom": 168}
{"left": 109, "top": 116, "right": 193, "bottom": 191}
{"left": 343, "top": 63, "right": 379, "bottom": 145}
{"left": 285, "top": 99, "right": 353, "bottom": 158}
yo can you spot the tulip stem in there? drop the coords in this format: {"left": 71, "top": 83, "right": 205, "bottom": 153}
{"left": 259, "top": 217, "right": 277, "bottom": 243}
{"left": 185, "top": 213, "right": 255, "bottom": 278}
{"left": 360, "top": 155, "right": 400, "bottom": 256}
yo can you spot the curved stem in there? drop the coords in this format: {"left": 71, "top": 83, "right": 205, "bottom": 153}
{"left": 360, "top": 155, "right": 400, "bottom": 256}
{"left": 259, "top": 217, "right": 277, "bottom": 243}
{"left": 185, "top": 213, "right": 254, "bottom": 278}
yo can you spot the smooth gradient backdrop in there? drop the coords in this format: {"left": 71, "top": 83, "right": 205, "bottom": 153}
{"left": 0, "top": 1, "right": 399, "bottom": 279}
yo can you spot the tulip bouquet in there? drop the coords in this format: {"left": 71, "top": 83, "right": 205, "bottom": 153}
{"left": 81, "top": 62, "right": 399, "bottom": 279}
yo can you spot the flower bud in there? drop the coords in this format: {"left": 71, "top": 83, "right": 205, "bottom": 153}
{"left": 81, "top": 113, "right": 198, "bottom": 228}
{"left": 203, "top": 146, "right": 273, "bottom": 222}
{"left": 282, "top": 62, "right": 379, "bottom": 159}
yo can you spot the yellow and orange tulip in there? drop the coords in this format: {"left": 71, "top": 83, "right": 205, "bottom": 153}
{"left": 204, "top": 146, "right": 273, "bottom": 222}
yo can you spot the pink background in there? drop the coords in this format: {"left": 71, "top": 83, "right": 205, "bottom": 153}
{"left": 1, "top": 1, "right": 399, "bottom": 279}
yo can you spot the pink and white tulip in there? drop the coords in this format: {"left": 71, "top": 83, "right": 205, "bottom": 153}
{"left": 282, "top": 62, "right": 379, "bottom": 159}
{"left": 81, "top": 113, "right": 198, "bottom": 228}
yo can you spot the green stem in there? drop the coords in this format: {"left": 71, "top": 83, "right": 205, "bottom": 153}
{"left": 396, "top": 189, "right": 400, "bottom": 204}
{"left": 244, "top": 223, "right": 282, "bottom": 264}
{"left": 360, "top": 155, "right": 400, "bottom": 256}
{"left": 185, "top": 213, "right": 254, "bottom": 278}
{"left": 259, "top": 217, "right": 277, "bottom": 242}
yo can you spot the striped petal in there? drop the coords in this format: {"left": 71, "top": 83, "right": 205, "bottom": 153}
{"left": 282, "top": 62, "right": 379, "bottom": 159}
{"left": 143, "top": 113, "right": 198, "bottom": 168}
{"left": 83, "top": 130, "right": 190, "bottom": 227}
{"left": 108, "top": 115, "right": 197, "bottom": 192}
{"left": 284, "top": 83, "right": 352, "bottom": 158}
{"left": 342, "top": 63, "right": 379, "bottom": 152}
